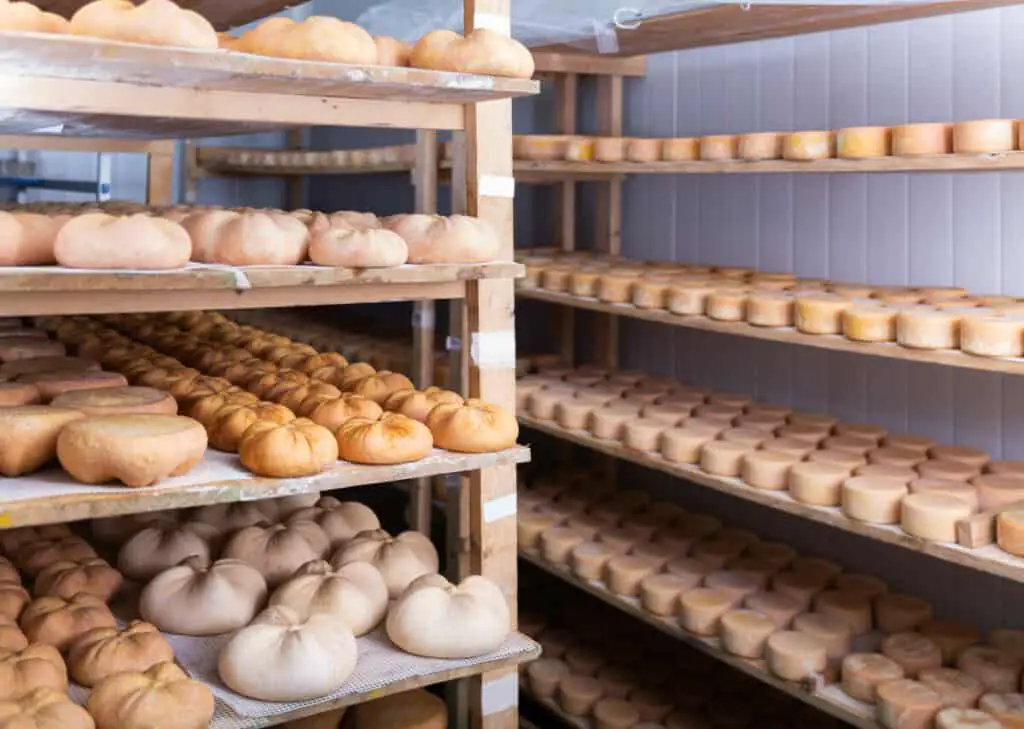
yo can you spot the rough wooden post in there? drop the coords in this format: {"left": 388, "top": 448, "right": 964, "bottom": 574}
{"left": 555, "top": 72, "right": 578, "bottom": 369}
{"left": 146, "top": 140, "right": 176, "bottom": 207}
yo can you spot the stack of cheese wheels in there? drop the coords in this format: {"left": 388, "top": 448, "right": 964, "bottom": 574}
{"left": 516, "top": 364, "right": 1019, "bottom": 556}
{"left": 515, "top": 247, "right": 1024, "bottom": 360}
{"left": 517, "top": 467, "right": 1007, "bottom": 723}
{"left": 519, "top": 588, "right": 839, "bottom": 728}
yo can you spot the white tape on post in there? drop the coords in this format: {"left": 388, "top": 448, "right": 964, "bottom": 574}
{"left": 482, "top": 671, "right": 519, "bottom": 716}
{"left": 479, "top": 174, "right": 516, "bottom": 199}
{"left": 473, "top": 11, "right": 512, "bottom": 35}
{"left": 470, "top": 331, "right": 516, "bottom": 369}
{"left": 483, "top": 493, "right": 517, "bottom": 523}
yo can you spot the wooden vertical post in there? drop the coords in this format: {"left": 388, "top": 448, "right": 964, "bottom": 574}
{"left": 411, "top": 129, "right": 439, "bottom": 536}
{"left": 146, "top": 140, "right": 175, "bottom": 207}
{"left": 286, "top": 129, "right": 305, "bottom": 210}
{"left": 595, "top": 75, "right": 623, "bottom": 369}
{"left": 554, "top": 73, "right": 578, "bottom": 369}
{"left": 463, "top": 4, "right": 519, "bottom": 729}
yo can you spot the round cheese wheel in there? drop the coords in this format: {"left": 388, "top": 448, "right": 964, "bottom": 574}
{"left": 917, "top": 620, "right": 981, "bottom": 666}
{"left": 660, "top": 425, "right": 718, "bottom": 463}
{"left": 973, "top": 475, "right": 1024, "bottom": 511}
{"left": 953, "top": 119, "right": 1016, "bottom": 154}
{"left": 737, "top": 132, "right": 783, "bottom": 161}
{"left": 555, "top": 400, "right": 593, "bottom": 431}
{"left": 706, "top": 291, "right": 747, "bottom": 321}
{"left": 699, "top": 439, "right": 750, "bottom": 477}
{"left": 623, "top": 419, "right": 666, "bottom": 452}
{"left": 961, "top": 315, "right": 1024, "bottom": 357}
{"left": 589, "top": 405, "right": 641, "bottom": 441}
{"left": 720, "top": 609, "right": 776, "bottom": 658}
{"left": 593, "top": 698, "right": 641, "bottom": 729}
{"left": 786, "top": 461, "right": 848, "bottom": 506}
{"left": 892, "top": 123, "right": 953, "bottom": 156}
{"left": 795, "top": 294, "right": 852, "bottom": 334}
{"left": 842, "top": 476, "right": 908, "bottom": 524}
{"left": 793, "top": 610, "right": 854, "bottom": 662}
{"left": 771, "top": 569, "right": 829, "bottom": 609}
{"left": 828, "top": 574, "right": 886, "bottom": 603}
{"left": 704, "top": 570, "right": 762, "bottom": 607}
{"left": 957, "top": 647, "right": 1023, "bottom": 692}
{"left": 907, "top": 479, "right": 977, "bottom": 512}
{"left": 808, "top": 450, "right": 866, "bottom": 471}
{"left": 884, "top": 434, "right": 937, "bottom": 454}
{"left": 539, "top": 527, "right": 586, "bottom": 565}
{"left": 662, "top": 138, "right": 699, "bottom": 161}
{"left": 876, "top": 593, "right": 934, "bottom": 634}
{"left": 740, "top": 450, "right": 800, "bottom": 491}
{"left": 842, "top": 652, "right": 905, "bottom": 703}
{"left": 882, "top": 632, "right": 944, "bottom": 678}
{"left": 876, "top": 679, "right": 943, "bottom": 729}
{"left": 639, "top": 573, "right": 690, "bottom": 616}
{"left": 518, "top": 513, "right": 560, "bottom": 549}
{"left": 765, "top": 630, "right": 828, "bottom": 680}
{"left": 527, "top": 658, "right": 569, "bottom": 699}
{"left": 557, "top": 675, "right": 603, "bottom": 716}
{"left": 667, "top": 283, "right": 717, "bottom": 315}
{"left": 593, "top": 137, "right": 626, "bottom": 163}
{"left": 632, "top": 280, "right": 669, "bottom": 309}
{"left": 900, "top": 493, "right": 971, "bottom": 542}
{"left": 916, "top": 459, "right": 980, "bottom": 482}
{"left": 813, "top": 590, "right": 873, "bottom": 635}
{"left": 930, "top": 445, "right": 989, "bottom": 468}
{"left": 843, "top": 305, "right": 898, "bottom": 342}
{"left": 837, "top": 126, "right": 891, "bottom": 158}
{"left": 783, "top": 131, "right": 835, "bottom": 161}
{"left": 897, "top": 308, "right": 961, "bottom": 349}
{"left": 699, "top": 135, "right": 738, "bottom": 161}
{"left": 746, "top": 292, "right": 795, "bottom": 327}
{"left": 565, "top": 644, "right": 607, "bottom": 677}
{"left": 742, "top": 590, "right": 802, "bottom": 629}
{"left": 935, "top": 708, "right": 1002, "bottom": 729}
{"left": 679, "top": 587, "right": 732, "bottom": 636}
{"left": 920, "top": 667, "right": 985, "bottom": 709}
{"left": 870, "top": 446, "right": 926, "bottom": 469}
{"left": 998, "top": 510, "right": 1024, "bottom": 556}
{"left": 605, "top": 555, "right": 658, "bottom": 597}
{"left": 987, "top": 460, "right": 1024, "bottom": 476}
{"left": 856, "top": 463, "right": 919, "bottom": 483}
{"left": 977, "top": 693, "right": 1024, "bottom": 727}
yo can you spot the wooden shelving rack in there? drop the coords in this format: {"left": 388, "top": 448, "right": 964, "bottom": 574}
{"left": 0, "top": 3, "right": 537, "bottom": 727}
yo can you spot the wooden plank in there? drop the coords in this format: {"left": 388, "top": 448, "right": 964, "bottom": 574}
{"left": 519, "top": 550, "right": 878, "bottom": 729}
{"left": 0, "top": 446, "right": 529, "bottom": 530}
{"left": 517, "top": 288, "right": 1024, "bottom": 377}
{"left": 146, "top": 140, "right": 175, "bottom": 207}
{"left": 34, "top": 1, "right": 302, "bottom": 32}
{"left": 0, "top": 135, "right": 167, "bottom": 153}
{"left": 594, "top": 76, "right": 622, "bottom": 371}
{"left": 286, "top": 129, "right": 305, "bottom": 210}
{"left": 555, "top": 73, "right": 578, "bottom": 370}
{"left": 533, "top": 51, "right": 646, "bottom": 77}
{"left": 537, "top": 0, "right": 1020, "bottom": 56}
{"left": 518, "top": 414, "right": 1024, "bottom": 583}
{"left": 956, "top": 499, "right": 1024, "bottom": 548}
{"left": 513, "top": 152, "right": 1024, "bottom": 175}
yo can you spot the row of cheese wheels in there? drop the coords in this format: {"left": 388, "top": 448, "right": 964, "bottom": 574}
{"left": 519, "top": 585, "right": 839, "bottom": 729}
{"left": 215, "top": 145, "right": 416, "bottom": 171}
{"left": 517, "top": 472, "right": 1024, "bottom": 729}
{"left": 519, "top": 251, "right": 1024, "bottom": 359}
{"left": 517, "top": 365, "right": 1024, "bottom": 558}
{"left": 0, "top": 203, "right": 501, "bottom": 269}
{"left": 0, "top": 0, "right": 534, "bottom": 78}
{"left": 0, "top": 492, "right": 511, "bottom": 716}
{"left": 504, "top": 119, "right": 1024, "bottom": 164}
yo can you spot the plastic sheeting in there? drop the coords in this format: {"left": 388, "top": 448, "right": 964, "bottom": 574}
{"left": 355, "top": 0, "right": 940, "bottom": 49}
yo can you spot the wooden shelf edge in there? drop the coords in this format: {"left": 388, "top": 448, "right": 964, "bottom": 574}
{"left": 517, "top": 415, "right": 1024, "bottom": 582}
{"left": 519, "top": 550, "right": 879, "bottom": 729}
{"left": 516, "top": 288, "right": 1024, "bottom": 377}
{"left": 0, "top": 446, "right": 531, "bottom": 530}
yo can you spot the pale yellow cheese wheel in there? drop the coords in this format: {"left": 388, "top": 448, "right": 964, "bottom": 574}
{"left": 518, "top": 512, "right": 561, "bottom": 549}
{"left": 565, "top": 644, "right": 607, "bottom": 677}
{"left": 746, "top": 541, "right": 798, "bottom": 570}
{"left": 783, "top": 131, "right": 835, "bottom": 161}
{"left": 882, "top": 632, "right": 944, "bottom": 678}
{"left": 977, "top": 692, "right": 1024, "bottom": 728}
{"left": 919, "top": 667, "right": 985, "bottom": 709}
{"left": 738, "top": 132, "right": 783, "bottom": 161}
{"left": 743, "top": 590, "right": 802, "bottom": 628}
{"left": 808, "top": 449, "right": 868, "bottom": 470}
{"left": 998, "top": 510, "right": 1024, "bottom": 557}
{"left": 539, "top": 526, "right": 587, "bottom": 565}
{"left": 735, "top": 411, "right": 787, "bottom": 432}
{"left": 665, "top": 556, "right": 716, "bottom": 584}
{"left": 836, "top": 421, "right": 888, "bottom": 442}
{"left": 837, "top": 126, "right": 891, "bottom": 158}
{"left": 932, "top": 445, "right": 990, "bottom": 469}
{"left": 720, "top": 426, "right": 770, "bottom": 448}
{"left": 876, "top": 593, "right": 934, "bottom": 634}
{"left": 662, "top": 137, "right": 699, "bottom": 161}
{"left": 740, "top": 450, "right": 800, "bottom": 491}
{"left": 596, "top": 527, "right": 638, "bottom": 556}
{"left": 842, "top": 652, "right": 906, "bottom": 703}
{"left": 856, "top": 463, "right": 919, "bottom": 483}
{"left": 526, "top": 658, "right": 570, "bottom": 699}
{"left": 813, "top": 589, "right": 873, "bottom": 635}
{"left": 795, "top": 293, "right": 852, "bottom": 334}
{"left": 780, "top": 423, "right": 833, "bottom": 445}
{"left": 765, "top": 630, "right": 828, "bottom": 680}
{"left": 788, "top": 411, "right": 839, "bottom": 429}
{"left": 974, "top": 475, "right": 1024, "bottom": 511}
{"left": 529, "top": 388, "right": 571, "bottom": 420}
{"left": 916, "top": 459, "right": 980, "bottom": 482}
{"left": 557, "top": 675, "right": 603, "bottom": 716}
{"left": 639, "top": 573, "right": 691, "bottom": 617}
{"left": 771, "top": 569, "right": 829, "bottom": 610}
{"left": 690, "top": 538, "right": 745, "bottom": 569}
{"left": 699, "top": 439, "right": 750, "bottom": 477}
{"left": 842, "top": 476, "right": 908, "bottom": 524}
{"left": 632, "top": 280, "right": 670, "bottom": 310}
{"left": 900, "top": 493, "right": 972, "bottom": 542}
{"left": 667, "top": 283, "right": 717, "bottom": 315}
{"left": 555, "top": 400, "right": 593, "bottom": 431}
{"left": 589, "top": 405, "right": 640, "bottom": 441}
{"left": 760, "top": 436, "right": 817, "bottom": 460}
{"left": 897, "top": 308, "right": 961, "bottom": 350}
{"left": 953, "top": 119, "right": 1017, "bottom": 154}
{"left": 961, "top": 315, "right": 1024, "bottom": 358}
{"left": 679, "top": 587, "right": 732, "bottom": 636}
{"left": 935, "top": 708, "right": 1002, "bottom": 729}
{"left": 570, "top": 541, "right": 615, "bottom": 581}
{"left": 871, "top": 446, "right": 927, "bottom": 469}
{"left": 876, "top": 678, "right": 943, "bottom": 729}
{"left": 605, "top": 555, "right": 658, "bottom": 597}
{"left": 699, "top": 135, "right": 737, "bottom": 161}
{"left": 885, "top": 434, "right": 938, "bottom": 454}
{"left": 704, "top": 569, "right": 762, "bottom": 607}
{"left": 746, "top": 292, "right": 795, "bottom": 327}
{"left": 844, "top": 305, "right": 898, "bottom": 342}
{"left": 788, "top": 461, "right": 850, "bottom": 506}
{"left": 660, "top": 425, "right": 717, "bottom": 464}
{"left": 622, "top": 418, "right": 666, "bottom": 452}
{"left": 824, "top": 434, "right": 878, "bottom": 456}
{"left": 720, "top": 609, "right": 776, "bottom": 658}
{"left": 892, "top": 123, "right": 953, "bottom": 156}
{"left": 639, "top": 402, "right": 689, "bottom": 426}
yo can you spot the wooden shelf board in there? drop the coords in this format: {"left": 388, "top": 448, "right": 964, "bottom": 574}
{"left": 513, "top": 152, "right": 1024, "bottom": 175}
{"left": 518, "top": 415, "right": 1024, "bottom": 582}
{"left": 0, "top": 34, "right": 538, "bottom": 136}
{"left": 33, "top": 1, "right": 301, "bottom": 32}
{"left": 537, "top": 0, "right": 1018, "bottom": 56}
{"left": 0, "top": 446, "right": 530, "bottom": 529}
{"left": 0, "top": 262, "right": 523, "bottom": 316}
{"left": 520, "top": 550, "right": 878, "bottom": 729}
{"left": 517, "top": 288, "right": 1024, "bottom": 376}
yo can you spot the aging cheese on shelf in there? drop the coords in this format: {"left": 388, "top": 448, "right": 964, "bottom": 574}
{"left": 518, "top": 513, "right": 560, "bottom": 549}
{"left": 795, "top": 293, "right": 852, "bottom": 334}
{"left": 932, "top": 445, "right": 990, "bottom": 469}
{"left": 809, "top": 449, "right": 868, "bottom": 470}
{"left": 596, "top": 273, "right": 635, "bottom": 303}
{"left": 765, "top": 630, "right": 828, "bottom": 680}
{"left": 780, "top": 423, "right": 833, "bottom": 445}
{"left": 973, "top": 475, "right": 1024, "bottom": 511}
{"left": 998, "top": 510, "right": 1024, "bottom": 557}
{"left": 900, "top": 493, "right": 972, "bottom": 542}
{"left": 740, "top": 450, "right": 800, "bottom": 491}
{"left": 746, "top": 292, "right": 796, "bottom": 327}
{"left": 660, "top": 425, "right": 718, "bottom": 464}
{"left": 977, "top": 693, "right": 1024, "bottom": 728}
{"left": 886, "top": 434, "right": 938, "bottom": 454}
{"left": 557, "top": 675, "right": 603, "bottom": 716}
{"left": 837, "top": 126, "right": 892, "bottom": 159}
{"left": 844, "top": 305, "right": 899, "bottom": 342}
{"left": 877, "top": 593, "right": 934, "bottom": 634}
{"left": 961, "top": 315, "right": 1024, "bottom": 358}
{"left": 870, "top": 446, "right": 926, "bottom": 469}
{"left": 662, "top": 138, "right": 699, "bottom": 161}
{"left": 813, "top": 589, "right": 873, "bottom": 635}
{"left": 935, "top": 708, "right": 1002, "bottom": 729}
{"left": 771, "top": 569, "right": 830, "bottom": 609}
{"left": 594, "top": 138, "right": 627, "bottom": 163}
{"left": 783, "top": 131, "right": 835, "bottom": 161}
{"left": 705, "top": 291, "right": 747, "bottom": 321}
{"left": 555, "top": 400, "right": 593, "bottom": 431}
{"left": 744, "top": 590, "right": 802, "bottom": 628}
{"left": 842, "top": 653, "right": 906, "bottom": 703}
{"left": 527, "top": 658, "right": 569, "bottom": 699}
{"left": 606, "top": 555, "right": 659, "bottom": 597}
{"left": 957, "top": 646, "right": 1023, "bottom": 692}
{"left": 679, "top": 587, "right": 733, "bottom": 636}
{"left": 876, "top": 679, "right": 943, "bottom": 729}
{"left": 699, "top": 135, "right": 738, "bottom": 161}
{"left": 882, "top": 632, "right": 944, "bottom": 678}
{"left": 787, "top": 461, "right": 850, "bottom": 506}
{"left": 705, "top": 569, "right": 762, "bottom": 606}
{"left": 626, "top": 138, "right": 661, "bottom": 163}
{"left": 916, "top": 459, "right": 980, "bottom": 482}
{"left": 565, "top": 137, "right": 595, "bottom": 162}
{"left": 857, "top": 463, "right": 919, "bottom": 483}
{"left": 837, "top": 422, "right": 888, "bottom": 443}
{"left": 594, "top": 698, "right": 641, "bottom": 729}
{"left": 919, "top": 667, "right": 985, "bottom": 709}
{"left": 632, "top": 280, "right": 670, "bottom": 309}
{"left": 823, "top": 436, "right": 876, "bottom": 457}
{"left": 623, "top": 419, "right": 666, "bottom": 452}
{"left": 793, "top": 611, "right": 854, "bottom": 660}
{"left": 589, "top": 406, "right": 640, "bottom": 441}
{"left": 892, "top": 123, "right": 953, "bottom": 156}
{"left": 842, "top": 476, "right": 908, "bottom": 524}
{"left": 639, "top": 573, "right": 693, "bottom": 616}
{"left": 834, "top": 573, "right": 888, "bottom": 600}
{"left": 699, "top": 439, "right": 750, "bottom": 477}
{"left": 953, "top": 119, "right": 1017, "bottom": 154}
{"left": 565, "top": 645, "right": 607, "bottom": 677}
{"left": 667, "top": 283, "right": 718, "bottom": 315}
{"left": 761, "top": 436, "right": 816, "bottom": 459}
{"left": 917, "top": 620, "right": 981, "bottom": 666}
{"left": 897, "top": 308, "right": 961, "bottom": 350}
{"left": 720, "top": 609, "right": 777, "bottom": 658}
{"left": 539, "top": 527, "right": 586, "bottom": 565}
{"left": 738, "top": 132, "right": 783, "bottom": 161}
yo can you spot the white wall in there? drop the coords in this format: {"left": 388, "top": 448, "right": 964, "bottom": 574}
{"left": 613, "top": 5, "right": 1024, "bottom": 631}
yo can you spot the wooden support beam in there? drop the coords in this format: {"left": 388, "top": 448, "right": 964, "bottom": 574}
{"left": 533, "top": 51, "right": 646, "bottom": 77}
{"left": 286, "top": 129, "right": 305, "bottom": 211}
{"left": 145, "top": 140, "right": 176, "bottom": 207}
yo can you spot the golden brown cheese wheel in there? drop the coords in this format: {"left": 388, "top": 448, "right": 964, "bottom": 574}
{"left": 765, "top": 630, "right": 828, "bottom": 681}
{"left": 678, "top": 587, "right": 732, "bottom": 636}
{"left": 719, "top": 609, "right": 776, "bottom": 658}
{"left": 813, "top": 590, "right": 873, "bottom": 635}
{"left": 51, "top": 386, "right": 177, "bottom": 416}
{"left": 919, "top": 667, "right": 985, "bottom": 710}
{"left": 0, "top": 406, "right": 85, "bottom": 477}
{"left": 876, "top": 679, "right": 943, "bottom": 729}
{"left": 876, "top": 593, "right": 934, "bottom": 634}
{"left": 957, "top": 646, "right": 1023, "bottom": 693}
{"left": 842, "top": 652, "right": 905, "bottom": 703}
{"left": 977, "top": 693, "right": 1024, "bottom": 728}
{"left": 882, "top": 632, "right": 944, "bottom": 679}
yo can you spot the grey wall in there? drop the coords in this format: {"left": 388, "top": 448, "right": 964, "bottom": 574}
{"left": 612, "top": 5, "right": 1024, "bottom": 633}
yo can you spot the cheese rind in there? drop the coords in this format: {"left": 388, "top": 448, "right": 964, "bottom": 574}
{"left": 789, "top": 461, "right": 851, "bottom": 506}
{"left": 837, "top": 126, "right": 892, "bottom": 159}
{"left": 783, "top": 131, "right": 835, "bottom": 161}
{"left": 977, "top": 693, "right": 1024, "bottom": 728}
{"left": 876, "top": 593, "right": 934, "bottom": 634}
{"left": 844, "top": 305, "right": 898, "bottom": 342}
{"left": 740, "top": 450, "right": 800, "bottom": 491}
{"left": 738, "top": 132, "right": 783, "bottom": 161}
{"left": 897, "top": 308, "right": 961, "bottom": 350}
{"left": 957, "top": 646, "right": 1023, "bottom": 693}
{"left": 720, "top": 609, "right": 777, "bottom": 658}
{"left": 793, "top": 610, "right": 854, "bottom": 659}
{"left": 842, "top": 476, "right": 909, "bottom": 524}
{"left": 679, "top": 587, "right": 732, "bottom": 636}
{"left": 813, "top": 589, "right": 873, "bottom": 635}
{"left": 960, "top": 315, "right": 1024, "bottom": 358}
{"left": 882, "top": 632, "right": 944, "bottom": 678}
{"left": 699, "top": 439, "right": 750, "bottom": 477}
{"left": 892, "top": 123, "right": 953, "bottom": 156}
{"left": 795, "top": 293, "right": 852, "bottom": 334}
{"left": 900, "top": 493, "right": 972, "bottom": 542}
{"left": 876, "top": 679, "right": 943, "bottom": 729}
{"left": 842, "top": 652, "right": 906, "bottom": 703}
{"left": 699, "top": 135, "right": 738, "bottom": 161}
{"left": 765, "top": 630, "right": 828, "bottom": 680}
{"left": 919, "top": 667, "right": 985, "bottom": 710}
{"left": 953, "top": 119, "right": 1017, "bottom": 154}
{"left": 935, "top": 708, "right": 1002, "bottom": 729}
{"left": 973, "top": 475, "right": 1024, "bottom": 511}
{"left": 998, "top": 510, "right": 1024, "bottom": 557}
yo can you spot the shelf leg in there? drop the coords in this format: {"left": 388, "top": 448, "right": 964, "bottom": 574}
{"left": 146, "top": 140, "right": 175, "bottom": 207}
